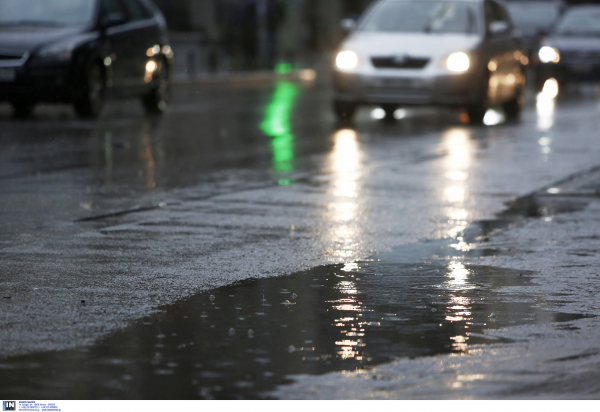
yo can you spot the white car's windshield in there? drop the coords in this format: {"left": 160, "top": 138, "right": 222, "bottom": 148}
{"left": 555, "top": 10, "right": 600, "bottom": 37}
{"left": 360, "top": 1, "right": 479, "bottom": 34}
{"left": 0, "top": 0, "right": 96, "bottom": 27}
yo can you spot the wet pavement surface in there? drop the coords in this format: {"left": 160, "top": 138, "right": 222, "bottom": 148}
{"left": 2, "top": 78, "right": 600, "bottom": 398}
{"left": 0, "top": 235, "right": 591, "bottom": 399}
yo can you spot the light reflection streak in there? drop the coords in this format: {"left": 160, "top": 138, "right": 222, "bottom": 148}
{"left": 536, "top": 92, "right": 556, "bottom": 131}
{"left": 326, "top": 129, "right": 368, "bottom": 361}
{"left": 326, "top": 129, "right": 363, "bottom": 259}
{"left": 341, "top": 263, "right": 359, "bottom": 272}
{"left": 446, "top": 261, "right": 470, "bottom": 287}
{"left": 441, "top": 128, "right": 473, "bottom": 238}
{"left": 330, "top": 129, "right": 361, "bottom": 197}
{"left": 449, "top": 237, "right": 475, "bottom": 252}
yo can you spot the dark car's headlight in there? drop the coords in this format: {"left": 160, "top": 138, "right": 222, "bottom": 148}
{"left": 539, "top": 46, "right": 560, "bottom": 64}
{"left": 34, "top": 40, "right": 77, "bottom": 63}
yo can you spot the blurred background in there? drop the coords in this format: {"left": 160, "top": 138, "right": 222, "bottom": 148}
{"left": 158, "top": 0, "right": 600, "bottom": 77}
{"left": 158, "top": 0, "right": 374, "bottom": 76}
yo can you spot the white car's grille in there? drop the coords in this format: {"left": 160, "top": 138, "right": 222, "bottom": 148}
{"left": 371, "top": 56, "right": 430, "bottom": 69}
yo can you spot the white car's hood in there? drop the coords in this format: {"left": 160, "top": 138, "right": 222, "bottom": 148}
{"left": 343, "top": 31, "right": 481, "bottom": 58}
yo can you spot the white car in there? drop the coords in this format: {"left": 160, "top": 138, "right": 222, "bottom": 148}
{"left": 332, "top": 0, "right": 526, "bottom": 123}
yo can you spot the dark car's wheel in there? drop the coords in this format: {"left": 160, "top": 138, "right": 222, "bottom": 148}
{"left": 74, "top": 62, "right": 105, "bottom": 119}
{"left": 333, "top": 100, "right": 357, "bottom": 121}
{"left": 142, "top": 61, "right": 170, "bottom": 115}
{"left": 11, "top": 102, "right": 35, "bottom": 119}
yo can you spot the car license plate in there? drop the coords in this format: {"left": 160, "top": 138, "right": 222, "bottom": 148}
{"left": 0, "top": 67, "right": 16, "bottom": 82}
{"left": 369, "top": 78, "right": 422, "bottom": 88}
{"left": 568, "top": 64, "right": 593, "bottom": 74}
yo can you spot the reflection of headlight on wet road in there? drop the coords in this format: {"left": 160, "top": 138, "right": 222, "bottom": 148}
{"left": 336, "top": 51, "right": 358, "bottom": 70}
{"left": 446, "top": 52, "right": 470, "bottom": 72}
{"left": 542, "top": 78, "right": 559, "bottom": 98}
{"left": 539, "top": 46, "right": 560, "bottom": 64}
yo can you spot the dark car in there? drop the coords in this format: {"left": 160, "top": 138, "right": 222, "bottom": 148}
{"left": 538, "top": 5, "right": 600, "bottom": 88}
{"left": 505, "top": 0, "right": 564, "bottom": 59}
{"left": 0, "top": 0, "right": 173, "bottom": 118}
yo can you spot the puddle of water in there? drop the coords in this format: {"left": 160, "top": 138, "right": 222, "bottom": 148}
{"left": 460, "top": 193, "right": 590, "bottom": 243}
{"left": 502, "top": 194, "right": 589, "bottom": 219}
{"left": 0, "top": 240, "right": 588, "bottom": 400}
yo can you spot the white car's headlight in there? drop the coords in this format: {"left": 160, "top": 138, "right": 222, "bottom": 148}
{"left": 336, "top": 50, "right": 359, "bottom": 70}
{"left": 446, "top": 52, "right": 470, "bottom": 72}
{"left": 539, "top": 46, "right": 560, "bottom": 64}
{"left": 35, "top": 40, "right": 77, "bottom": 62}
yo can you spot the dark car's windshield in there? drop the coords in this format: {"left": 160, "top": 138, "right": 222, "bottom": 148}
{"left": 359, "top": 1, "right": 479, "bottom": 34}
{"left": 555, "top": 9, "right": 600, "bottom": 37}
{"left": 506, "top": 2, "right": 560, "bottom": 31}
{"left": 0, "top": 0, "right": 96, "bottom": 27}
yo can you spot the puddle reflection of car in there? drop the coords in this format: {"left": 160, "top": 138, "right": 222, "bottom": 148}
{"left": 333, "top": 0, "right": 526, "bottom": 124}
{"left": 0, "top": 0, "right": 173, "bottom": 119}
{"left": 538, "top": 5, "right": 600, "bottom": 89}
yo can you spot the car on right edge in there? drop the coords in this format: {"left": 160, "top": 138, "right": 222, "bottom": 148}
{"left": 538, "top": 5, "right": 600, "bottom": 89}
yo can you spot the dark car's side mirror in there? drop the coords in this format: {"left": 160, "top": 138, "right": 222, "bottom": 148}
{"left": 489, "top": 21, "right": 510, "bottom": 36}
{"left": 101, "top": 12, "right": 127, "bottom": 29}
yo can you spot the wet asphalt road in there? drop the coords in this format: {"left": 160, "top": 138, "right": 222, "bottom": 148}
{"left": 1, "top": 77, "right": 600, "bottom": 398}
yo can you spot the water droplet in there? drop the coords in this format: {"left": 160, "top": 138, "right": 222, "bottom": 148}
{"left": 229, "top": 328, "right": 236, "bottom": 336}
{"left": 209, "top": 295, "right": 215, "bottom": 302}
{"left": 292, "top": 293, "right": 298, "bottom": 300}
